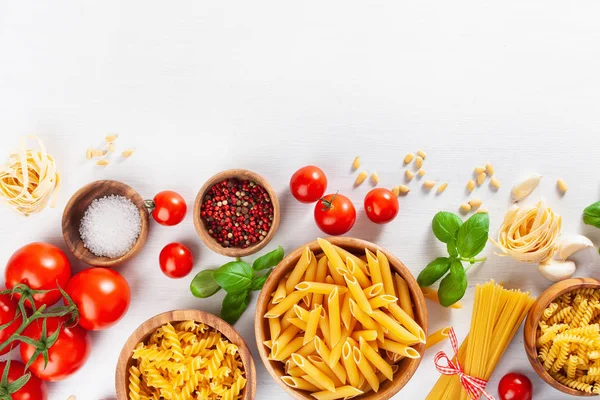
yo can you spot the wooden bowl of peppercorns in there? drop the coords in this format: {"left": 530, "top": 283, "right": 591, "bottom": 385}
{"left": 193, "top": 169, "right": 280, "bottom": 257}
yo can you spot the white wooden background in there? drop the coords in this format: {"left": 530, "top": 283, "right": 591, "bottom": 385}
{"left": 1, "top": 1, "right": 600, "bottom": 399}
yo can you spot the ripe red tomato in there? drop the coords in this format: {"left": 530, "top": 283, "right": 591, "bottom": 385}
{"left": 498, "top": 372, "right": 533, "bottom": 400}
{"left": 0, "top": 360, "right": 48, "bottom": 400}
{"left": 65, "top": 268, "right": 130, "bottom": 331}
{"left": 20, "top": 316, "right": 90, "bottom": 382}
{"left": 364, "top": 188, "right": 399, "bottom": 224}
{"left": 0, "top": 294, "right": 21, "bottom": 356}
{"left": 314, "top": 193, "right": 356, "bottom": 235}
{"left": 5, "top": 243, "right": 72, "bottom": 308}
{"left": 151, "top": 190, "right": 187, "bottom": 226}
{"left": 290, "top": 166, "right": 328, "bottom": 203}
{"left": 159, "top": 243, "right": 194, "bottom": 279}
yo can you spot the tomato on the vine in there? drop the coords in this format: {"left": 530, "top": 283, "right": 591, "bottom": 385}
{"left": 20, "top": 316, "right": 90, "bottom": 382}
{"left": 498, "top": 372, "right": 533, "bottom": 400}
{"left": 65, "top": 268, "right": 131, "bottom": 331}
{"left": 364, "top": 188, "right": 399, "bottom": 224}
{"left": 290, "top": 166, "right": 327, "bottom": 203}
{"left": 0, "top": 360, "right": 48, "bottom": 400}
{"left": 314, "top": 193, "right": 356, "bottom": 235}
{"left": 5, "top": 243, "right": 72, "bottom": 308}
{"left": 159, "top": 243, "right": 194, "bottom": 279}
{"left": 0, "top": 294, "right": 21, "bottom": 356}
{"left": 149, "top": 190, "right": 187, "bottom": 226}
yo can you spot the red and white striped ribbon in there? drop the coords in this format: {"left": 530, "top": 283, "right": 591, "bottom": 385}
{"left": 433, "top": 327, "right": 495, "bottom": 400}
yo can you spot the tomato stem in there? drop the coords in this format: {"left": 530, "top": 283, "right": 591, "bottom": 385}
{"left": 144, "top": 199, "right": 156, "bottom": 213}
{"left": 320, "top": 192, "right": 338, "bottom": 211}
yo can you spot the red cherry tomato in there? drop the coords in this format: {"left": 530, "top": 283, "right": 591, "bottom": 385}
{"left": 160, "top": 243, "right": 194, "bottom": 279}
{"left": 151, "top": 190, "right": 187, "bottom": 226}
{"left": 498, "top": 372, "right": 533, "bottom": 400}
{"left": 314, "top": 193, "right": 356, "bottom": 236}
{"left": 290, "top": 166, "right": 328, "bottom": 203}
{"left": 65, "top": 268, "right": 130, "bottom": 331}
{"left": 20, "top": 316, "right": 90, "bottom": 382}
{"left": 0, "top": 360, "right": 48, "bottom": 400}
{"left": 0, "top": 294, "right": 21, "bottom": 356}
{"left": 5, "top": 243, "right": 72, "bottom": 308}
{"left": 364, "top": 188, "right": 399, "bottom": 224}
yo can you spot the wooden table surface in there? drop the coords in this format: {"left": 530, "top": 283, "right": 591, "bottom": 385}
{"left": 1, "top": 1, "right": 600, "bottom": 399}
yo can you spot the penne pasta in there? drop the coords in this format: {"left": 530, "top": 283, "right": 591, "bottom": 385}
{"left": 304, "top": 306, "right": 322, "bottom": 345}
{"left": 359, "top": 337, "right": 394, "bottom": 381}
{"left": 296, "top": 340, "right": 317, "bottom": 358}
{"left": 302, "top": 374, "right": 327, "bottom": 391}
{"left": 366, "top": 249, "right": 383, "bottom": 286}
{"left": 333, "top": 244, "right": 369, "bottom": 275}
{"left": 425, "top": 326, "right": 451, "bottom": 349}
{"left": 313, "top": 337, "right": 347, "bottom": 384}
{"left": 286, "top": 247, "right": 314, "bottom": 294}
{"left": 346, "top": 257, "right": 372, "bottom": 289}
{"left": 273, "top": 278, "right": 287, "bottom": 304}
{"left": 312, "top": 256, "right": 329, "bottom": 307}
{"left": 363, "top": 283, "right": 384, "bottom": 299}
{"left": 342, "top": 341, "right": 361, "bottom": 388}
{"left": 287, "top": 366, "right": 304, "bottom": 377}
{"left": 280, "top": 305, "right": 297, "bottom": 331}
{"left": 311, "top": 386, "right": 363, "bottom": 400}
{"left": 291, "top": 353, "right": 336, "bottom": 393}
{"left": 394, "top": 273, "right": 414, "bottom": 319}
{"left": 272, "top": 336, "right": 305, "bottom": 361}
{"left": 273, "top": 325, "right": 301, "bottom": 350}
{"left": 319, "top": 309, "right": 332, "bottom": 348}
{"left": 387, "top": 303, "right": 426, "bottom": 343}
{"left": 421, "top": 287, "right": 463, "bottom": 309}
{"left": 340, "top": 290, "right": 352, "bottom": 330}
{"left": 370, "top": 310, "right": 419, "bottom": 344}
{"left": 263, "top": 340, "right": 273, "bottom": 349}
{"left": 318, "top": 238, "right": 349, "bottom": 282}
{"left": 303, "top": 254, "right": 318, "bottom": 307}
{"left": 328, "top": 287, "right": 341, "bottom": 348}
{"left": 265, "top": 290, "right": 309, "bottom": 318}
{"left": 353, "top": 346, "right": 379, "bottom": 392}
{"left": 344, "top": 274, "right": 373, "bottom": 315}
{"left": 379, "top": 339, "right": 421, "bottom": 358}
{"left": 295, "top": 282, "right": 348, "bottom": 295}
{"left": 281, "top": 376, "right": 320, "bottom": 392}
{"left": 293, "top": 304, "right": 310, "bottom": 322}
{"left": 351, "top": 330, "right": 378, "bottom": 342}
{"left": 288, "top": 317, "right": 308, "bottom": 331}
{"left": 307, "top": 355, "right": 344, "bottom": 386}
{"left": 269, "top": 317, "right": 281, "bottom": 341}
{"left": 369, "top": 294, "right": 398, "bottom": 309}
{"left": 376, "top": 249, "right": 396, "bottom": 297}
{"left": 348, "top": 299, "right": 378, "bottom": 330}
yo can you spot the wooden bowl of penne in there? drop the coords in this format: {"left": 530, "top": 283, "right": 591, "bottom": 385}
{"left": 524, "top": 278, "right": 600, "bottom": 396}
{"left": 115, "top": 309, "right": 256, "bottom": 400}
{"left": 255, "top": 237, "right": 428, "bottom": 400}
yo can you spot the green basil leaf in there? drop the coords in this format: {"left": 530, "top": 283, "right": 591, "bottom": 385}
{"left": 417, "top": 257, "right": 451, "bottom": 287}
{"left": 447, "top": 239, "right": 459, "bottom": 258}
{"left": 250, "top": 271, "right": 272, "bottom": 291}
{"left": 190, "top": 269, "right": 221, "bottom": 298}
{"left": 252, "top": 246, "right": 284, "bottom": 271}
{"left": 221, "top": 290, "right": 251, "bottom": 324}
{"left": 438, "top": 259, "right": 467, "bottom": 307}
{"left": 456, "top": 212, "right": 489, "bottom": 259}
{"left": 212, "top": 261, "right": 254, "bottom": 293}
{"left": 432, "top": 212, "right": 463, "bottom": 244}
{"left": 583, "top": 201, "right": 600, "bottom": 228}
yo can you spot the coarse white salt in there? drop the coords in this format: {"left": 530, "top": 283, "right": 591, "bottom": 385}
{"left": 79, "top": 194, "right": 141, "bottom": 258}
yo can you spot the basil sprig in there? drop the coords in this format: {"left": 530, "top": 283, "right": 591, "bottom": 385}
{"left": 418, "top": 211, "right": 489, "bottom": 307}
{"left": 583, "top": 201, "right": 600, "bottom": 229}
{"left": 189, "top": 246, "right": 284, "bottom": 324}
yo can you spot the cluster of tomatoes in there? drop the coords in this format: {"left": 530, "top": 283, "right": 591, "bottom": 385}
{"left": 1, "top": 243, "right": 131, "bottom": 398}
{"left": 289, "top": 166, "right": 400, "bottom": 235}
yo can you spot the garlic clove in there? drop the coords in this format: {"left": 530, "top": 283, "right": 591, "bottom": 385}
{"left": 538, "top": 259, "right": 576, "bottom": 282}
{"left": 511, "top": 175, "right": 542, "bottom": 202}
{"left": 557, "top": 234, "right": 594, "bottom": 260}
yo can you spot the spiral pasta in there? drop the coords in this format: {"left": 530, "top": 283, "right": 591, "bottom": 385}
{"left": 128, "top": 320, "right": 246, "bottom": 400}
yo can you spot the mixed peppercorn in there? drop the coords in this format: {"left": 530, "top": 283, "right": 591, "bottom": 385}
{"left": 200, "top": 178, "right": 274, "bottom": 248}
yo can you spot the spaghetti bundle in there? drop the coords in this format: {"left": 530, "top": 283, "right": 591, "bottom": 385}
{"left": 426, "top": 281, "right": 535, "bottom": 400}
{"left": 0, "top": 136, "right": 61, "bottom": 216}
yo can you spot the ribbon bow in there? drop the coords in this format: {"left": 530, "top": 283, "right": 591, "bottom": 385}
{"left": 433, "top": 327, "right": 495, "bottom": 400}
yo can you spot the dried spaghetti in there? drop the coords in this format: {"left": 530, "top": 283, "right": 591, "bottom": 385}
{"left": 490, "top": 200, "right": 561, "bottom": 263}
{"left": 0, "top": 136, "right": 61, "bottom": 216}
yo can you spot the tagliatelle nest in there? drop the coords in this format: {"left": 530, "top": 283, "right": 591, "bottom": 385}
{"left": 490, "top": 200, "right": 561, "bottom": 263}
{"left": 0, "top": 136, "right": 61, "bottom": 216}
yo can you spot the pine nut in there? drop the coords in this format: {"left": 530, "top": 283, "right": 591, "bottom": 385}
{"left": 476, "top": 172, "right": 487, "bottom": 185}
{"left": 391, "top": 186, "right": 400, "bottom": 196}
{"left": 485, "top": 162, "right": 495, "bottom": 175}
{"left": 352, "top": 156, "right": 360, "bottom": 170}
{"left": 415, "top": 156, "right": 424, "bottom": 169}
{"left": 355, "top": 171, "right": 368, "bottom": 186}
{"left": 557, "top": 178, "right": 568, "bottom": 194}
{"left": 437, "top": 183, "right": 448, "bottom": 194}
{"left": 474, "top": 166, "right": 486, "bottom": 174}
{"left": 469, "top": 198, "right": 483, "bottom": 209}
{"left": 417, "top": 150, "right": 427, "bottom": 159}
{"left": 91, "top": 149, "right": 106, "bottom": 157}
{"left": 404, "top": 153, "right": 415, "bottom": 164}
{"left": 96, "top": 159, "right": 110, "bottom": 166}
{"left": 467, "top": 180, "right": 476, "bottom": 192}
{"left": 105, "top": 134, "right": 118, "bottom": 143}
{"left": 405, "top": 169, "right": 414, "bottom": 181}
{"left": 460, "top": 203, "right": 472, "bottom": 214}
{"left": 398, "top": 185, "right": 410, "bottom": 194}
{"left": 423, "top": 180, "right": 436, "bottom": 189}
{"left": 122, "top": 149, "right": 135, "bottom": 158}
{"left": 477, "top": 208, "right": 489, "bottom": 214}
{"left": 108, "top": 142, "right": 115, "bottom": 153}
{"left": 490, "top": 176, "right": 501, "bottom": 189}
{"left": 370, "top": 172, "right": 380, "bottom": 185}
{"left": 417, "top": 169, "right": 426, "bottom": 177}
{"left": 85, "top": 148, "right": 92, "bottom": 160}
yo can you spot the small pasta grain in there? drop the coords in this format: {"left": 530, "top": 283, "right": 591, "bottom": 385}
{"left": 468, "top": 198, "right": 483, "bottom": 209}
{"left": 557, "top": 178, "right": 568, "bottom": 194}
{"left": 417, "top": 150, "right": 427, "bottom": 159}
{"left": 405, "top": 169, "right": 414, "bottom": 181}
{"left": 122, "top": 149, "right": 135, "bottom": 158}
{"left": 417, "top": 169, "right": 426, "bottom": 177}
{"left": 108, "top": 142, "right": 115, "bottom": 153}
{"left": 352, "top": 156, "right": 360, "bottom": 170}
{"left": 398, "top": 184, "right": 410, "bottom": 194}
{"left": 96, "top": 159, "right": 110, "bottom": 166}
{"left": 436, "top": 183, "right": 448, "bottom": 194}
{"left": 105, "top": 134, "right": 118, "bottom": 143}
{"left": 474, "top": 166, "right": 486, "bottom": 174}
{"left": 370, "top": 172, "right": 379, "bottom": 185}
{"left": 476, "top": 172, "right": 487, "bottom": 185}
{"left": 391, "top": 186, "right": 400, "bottom": 196}
{"left": 90, "top": 149, "right": 106, "bottom": 158}
{"left": 85, "top": 148, "right": 92, "bottom": 160}
{"left": 355, "top": 171, "right": 368, "bottom": 186}
{"left": 485, "top": 162, "right": 495, "bottom": 175}
{"left": 423, "top": 180, "right": 436, "bottom": 189}
{"left": 415, "top": 156, "right": 424, "bottom": 169}
{"left": 460, "top": 203, "right": 472, "bottom": 213}
{"left": 467, "top": 180, "right": 476, "bottom": 192}
{"left": 490, "top": 176, "right": 501, "bottom": 189}
{"left": 404, "top": 153, "right": 415, "bottom": 164}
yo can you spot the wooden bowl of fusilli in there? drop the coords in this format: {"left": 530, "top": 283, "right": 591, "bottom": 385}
{"left": 115, "top": 309, "right": 256, "bottom": 400}
{"left": 524, "top": 278, "right": 600, "bottom": 396}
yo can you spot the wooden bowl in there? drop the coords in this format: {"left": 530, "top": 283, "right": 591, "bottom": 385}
{"left": 524, "top": 278, "right": 600, "bottom": 396}
{"left": 193, "top": 169, "right": 280, "bottom": 258}
{"left": 255, "top": 237, "right": 428, "bottom": 400}
{"left": 62, "top": 180, "right": 149, "bottom": 267}
{"left": 115, "top": 309, "right": 256, "bottom": 400}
